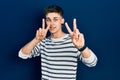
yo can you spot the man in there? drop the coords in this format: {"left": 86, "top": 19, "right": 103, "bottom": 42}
{"left": 18, "top": 5, "right": 97, "bottom": 80}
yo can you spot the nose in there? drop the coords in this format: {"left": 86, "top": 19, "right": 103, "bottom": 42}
{"left": 49, "top": 20, "right": 54, "bottom": 26}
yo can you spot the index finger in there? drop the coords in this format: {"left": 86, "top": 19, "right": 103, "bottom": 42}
{"left": 42, "top": 18, "right": 45, "bottom": 29}
{"left": 46, "top": 23, "right": 50, "bottom": 31}
{"left": 65, "top": 22, "right": 72, "bottom": 34}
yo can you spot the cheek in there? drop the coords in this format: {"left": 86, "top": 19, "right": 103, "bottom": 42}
{"left": 57, "top": 21, "right": 63, "bottom": 25}
{"left": 46, "top": 22, "right": 50, "bottom": 26}
{"left": 56, "top": 23, "right": 62, "bottom": 28}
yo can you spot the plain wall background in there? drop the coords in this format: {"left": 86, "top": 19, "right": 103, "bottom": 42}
{"left": 0, "top": 0, "right": 120, "bottom": 80}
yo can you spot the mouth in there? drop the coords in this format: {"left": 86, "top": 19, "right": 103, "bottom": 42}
{"left": 49, "top": 26, "right": 56, "bottom": 31}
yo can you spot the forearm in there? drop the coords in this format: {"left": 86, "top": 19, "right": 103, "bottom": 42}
{"left": 81, "top": 47, "right": 91, "bottom": 58}
{"left": 80, "top": 47, "right": 98, "bottom": 67}
{"left": 21, "top": 38, "right": 41, "bottom": 55}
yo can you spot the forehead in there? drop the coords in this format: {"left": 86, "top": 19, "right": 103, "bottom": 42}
{"left": 46, "top": 12, "right": 62, "bottom": 19}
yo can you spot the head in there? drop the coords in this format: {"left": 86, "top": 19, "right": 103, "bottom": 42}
{"left": 44, "top": 5, "right": 63, "bottom": 17}
{"left": 44, "top": 5, "right": 65, "bottom": 34}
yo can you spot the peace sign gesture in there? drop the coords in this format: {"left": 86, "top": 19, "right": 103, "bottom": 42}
{"left": 65, "top": 18, "right": 85, "bottom": 49}
{"left": 35, "top": 18, "right": 50, "bottom": 41}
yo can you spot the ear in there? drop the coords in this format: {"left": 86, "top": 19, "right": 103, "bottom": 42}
{"left": 61, "top": 18, "right": 65, "bottom": 24}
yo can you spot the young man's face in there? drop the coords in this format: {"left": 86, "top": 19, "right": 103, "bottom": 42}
{"left": 45, "top": 12, "right": 64, "bottom": 34}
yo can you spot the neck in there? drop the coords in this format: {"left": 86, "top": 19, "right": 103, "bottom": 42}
{"left": 51, "top": 32, "right": 66, "bottom": 39}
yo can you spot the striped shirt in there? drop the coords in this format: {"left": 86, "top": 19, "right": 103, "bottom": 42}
{"left": 19, "top": 34, "right": 97, "bottom": 80}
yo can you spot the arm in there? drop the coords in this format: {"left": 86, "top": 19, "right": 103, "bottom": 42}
{"left": 80, "top": 47, "right": 98, "bottom": 67}
{"left": 65, "top": 18, "right": 97, "bottom": 67}
{"left": 18, "top": 38, "right": 41, "bottom": 59}
{"left": 21, "top": 38, "right": 40, "bottom": 55}
{"left": 18, "top": 19, "right": 50, "bottom": 59}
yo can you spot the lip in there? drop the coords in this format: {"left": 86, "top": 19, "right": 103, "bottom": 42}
{"left": 49, "top": 26, "right": 56, "bottom": 31}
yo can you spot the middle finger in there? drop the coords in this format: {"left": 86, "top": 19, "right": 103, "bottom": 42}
{"left": 73, "top": 18, "right": 77, "bottom": 31}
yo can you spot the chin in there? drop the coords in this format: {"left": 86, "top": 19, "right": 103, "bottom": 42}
{"left": 49, "top": 30, "right": 57, "bottom": 34}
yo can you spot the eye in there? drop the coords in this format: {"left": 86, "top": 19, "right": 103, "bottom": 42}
{"left": 46, "top": 19, "right": 50, "bottom": 22}
{"left": 53, "top": 18, "right": 59, "bottom": 22}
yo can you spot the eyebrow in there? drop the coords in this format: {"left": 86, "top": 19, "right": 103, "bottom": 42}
{"left": 46, "top": 17, "right": 60, "bottom": 19}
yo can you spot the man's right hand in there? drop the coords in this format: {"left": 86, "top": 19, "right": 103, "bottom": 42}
{"left": 35, "top": 18, "right": 50, "bottom": 41}
{"left": 20, "top": 19, "right": 50, "bottom": 55}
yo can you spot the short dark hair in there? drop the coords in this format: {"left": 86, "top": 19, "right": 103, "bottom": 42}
{"left": 44, "top": 5, "right": 63, "bottom": 17}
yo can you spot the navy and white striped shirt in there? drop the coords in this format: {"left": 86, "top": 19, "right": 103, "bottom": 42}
{"left": 19, "top": 34, "right": 97, "bottom": 80}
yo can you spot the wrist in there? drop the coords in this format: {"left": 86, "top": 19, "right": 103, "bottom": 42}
{"left": 33, "top": 38, "right": 41, "bottom": 44}
{"left": 78, "top": 44, "right": 87, "bottom": 52}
